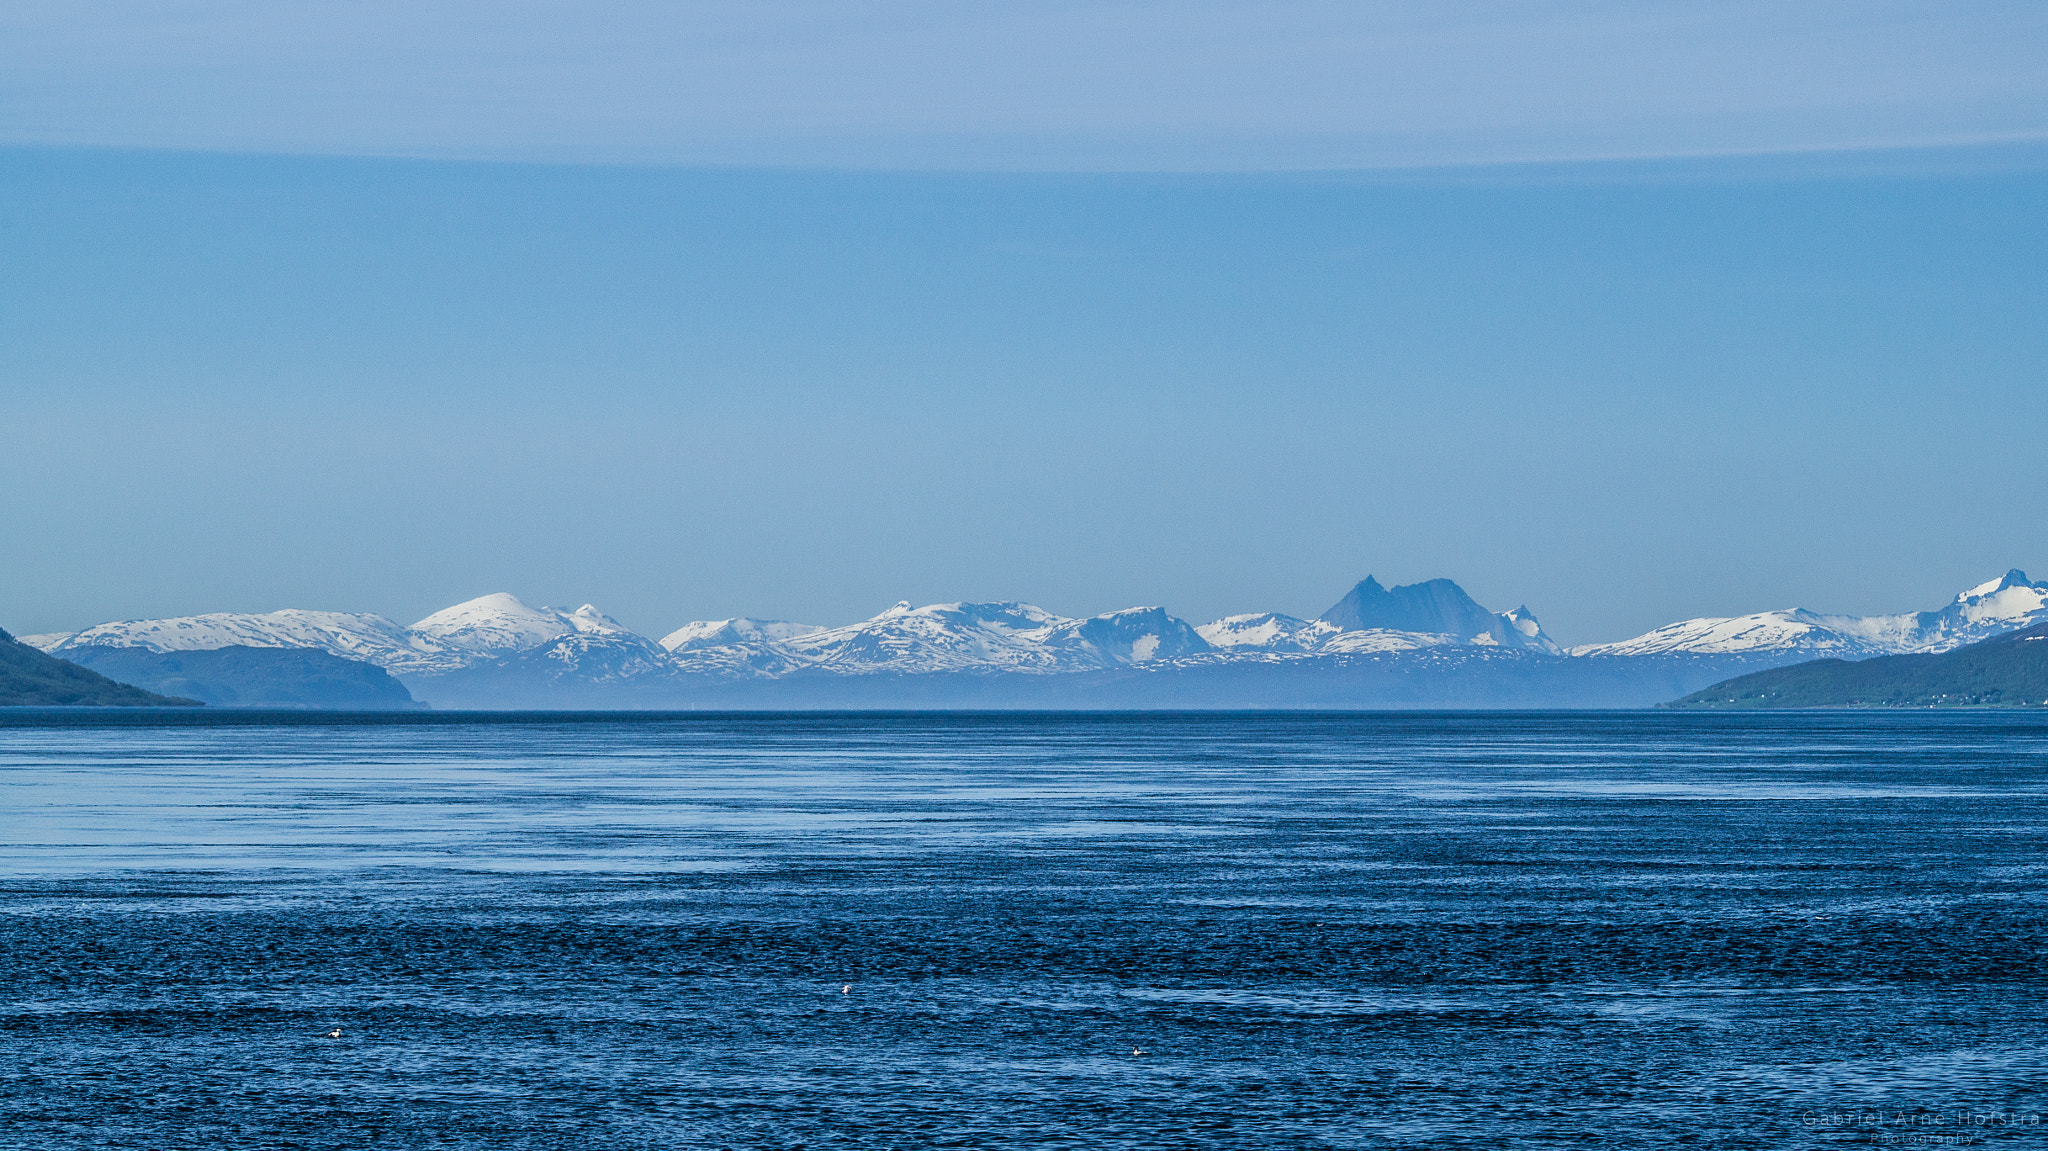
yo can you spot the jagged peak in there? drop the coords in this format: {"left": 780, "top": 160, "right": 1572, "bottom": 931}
{"left": 1959, "top": 569, "right": 2041, "bottom": 602}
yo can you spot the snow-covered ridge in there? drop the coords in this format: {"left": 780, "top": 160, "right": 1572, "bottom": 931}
{"left": 1195, "top": 579, "right": 1560, "bottom": 656}
{"left": 31, "top": 594, "right": 647, "bottom": 677}
{"left": 1577, "top": 569, "right": 2048, "bottom": 657}
{"left": 37, "top": 608, "right": 454, "bottom": 675}
{"left": 1197, "top": 613, "right": 1340, "bottom": 652}
{"left": 769, "top": 601, "right": 1209, "bottom": 675}
{"left": 661, "top": 618, "right": 826, "bottom": 652}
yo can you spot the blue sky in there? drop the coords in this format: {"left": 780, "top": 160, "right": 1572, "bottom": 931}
{"left": 3, "top": 3, "right": 2046, "bottom": 644}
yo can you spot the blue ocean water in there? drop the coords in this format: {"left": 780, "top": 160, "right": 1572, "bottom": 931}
{"left": 3, "top": 710, "right": 2047, "bottom": 1148}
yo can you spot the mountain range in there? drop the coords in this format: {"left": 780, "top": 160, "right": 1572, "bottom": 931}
{"left": 18, "top": 570, "right": 2048, "bottom": 709}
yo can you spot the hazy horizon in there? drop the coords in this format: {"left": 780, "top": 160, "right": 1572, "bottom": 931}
{"left": 4, "top": 3, "right": 2045, "bottom": 647}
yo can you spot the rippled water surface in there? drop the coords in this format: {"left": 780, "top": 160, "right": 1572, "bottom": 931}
{"left": 4, "top": 710, "right": 2048, "bottom": 1148}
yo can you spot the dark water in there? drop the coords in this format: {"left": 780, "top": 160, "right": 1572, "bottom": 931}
{"left": 4, "top": 710, "right": 2048, "bottom": 1148}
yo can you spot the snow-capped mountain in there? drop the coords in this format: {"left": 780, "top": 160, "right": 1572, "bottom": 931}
{"left": 1192, "top": 578, "right": 1560, "bottom": 657}
{"left": 774, "top": 601, "right": 1064, "bottom": 673}
{"left": 660, "top": 618, "right": 826, "bottom": 652}
{"left": 769, "top": 601, "right": 1210, "bottom": 675}
{"left": 1196, "top": 613, "right": 1341, "bottom": 653}
{"left": 657, "top": 618, "right": 829, "bottom": 678}
{"left": 1319, "top": 577, "right": 1562, "bottom": 652}
{"left": 31, "top": 608, "right": 451, "bottom": 674}
{"left": 26, "top": 594, "right": 644, "bottom": 677}
{"left": 1574, "top": 609, "right": 1900, "bottom": 659}
{"left": 1916, "top": 570, "right": 2048, "bottom": 650}
{"left": 412, "top": 593, "right": 631, "bottom": 656}
{"left": 1037, "top": 606, "right": 1213, "bottom": 668}
{"left": 1579, "top": 570, "right": 2048, "bottom": 658}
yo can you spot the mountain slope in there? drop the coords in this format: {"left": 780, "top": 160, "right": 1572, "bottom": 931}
{"left": 0, "top": 628, "right": 200, "bottom": 707}
{"left": 1668, "top": 621, "right": 2048, "bottom": 708}
{"left": 57, "top": 646, "right": 419, "bottom": 709}
{"left": 1577, "top": 608, "right": 1893, "bottom": 660}
{"left": 1036, "top": 606, "right": 1212, "bottom": 667}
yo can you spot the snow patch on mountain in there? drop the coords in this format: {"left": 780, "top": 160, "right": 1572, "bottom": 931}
{"left": 16, "top": 633, "right": 75, "bottom": 652}
{"left": 1500, "top": 606, "right": 1563, "bottom": 654}
{"left": 1319, "top": 628, "right": 1458, "bottom": 654}
{"left": 1196, "top": 614, "right": 1341, "bottom": 652}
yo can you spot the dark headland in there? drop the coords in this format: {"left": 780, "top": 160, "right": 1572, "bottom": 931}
{"left": 0, "top": 627, "right": 200, "bottom": 707}
{"left": 1670, "top": 620, "right": 2048, "bottom": 709}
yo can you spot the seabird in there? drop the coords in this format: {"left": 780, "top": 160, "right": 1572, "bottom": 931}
{"left": 842, "top": 985, "right": 851, "bottom": 994}
{"left": 323, "top": 1029, "right": 342, "bottom": 1039}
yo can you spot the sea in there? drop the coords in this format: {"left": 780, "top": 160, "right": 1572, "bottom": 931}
{"left": 2, "top": 709, "right": 2046, "bottom": 1149}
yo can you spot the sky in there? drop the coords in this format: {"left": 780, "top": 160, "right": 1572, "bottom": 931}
{"left": 3, "top": 2, "right": 2046, "bottom": 646}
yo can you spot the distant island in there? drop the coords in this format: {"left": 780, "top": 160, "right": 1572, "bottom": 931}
{"left": 57, "top": 645, "right": 421, "bottom": 710}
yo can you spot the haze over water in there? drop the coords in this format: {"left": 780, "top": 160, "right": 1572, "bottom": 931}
{"left": 4, "top": 710, "right": 2047, "bottom": 1147}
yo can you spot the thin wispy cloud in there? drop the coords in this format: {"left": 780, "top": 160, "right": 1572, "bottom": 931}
{"left": 4, "top": 1, "right": 2045, "bottom": 169}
